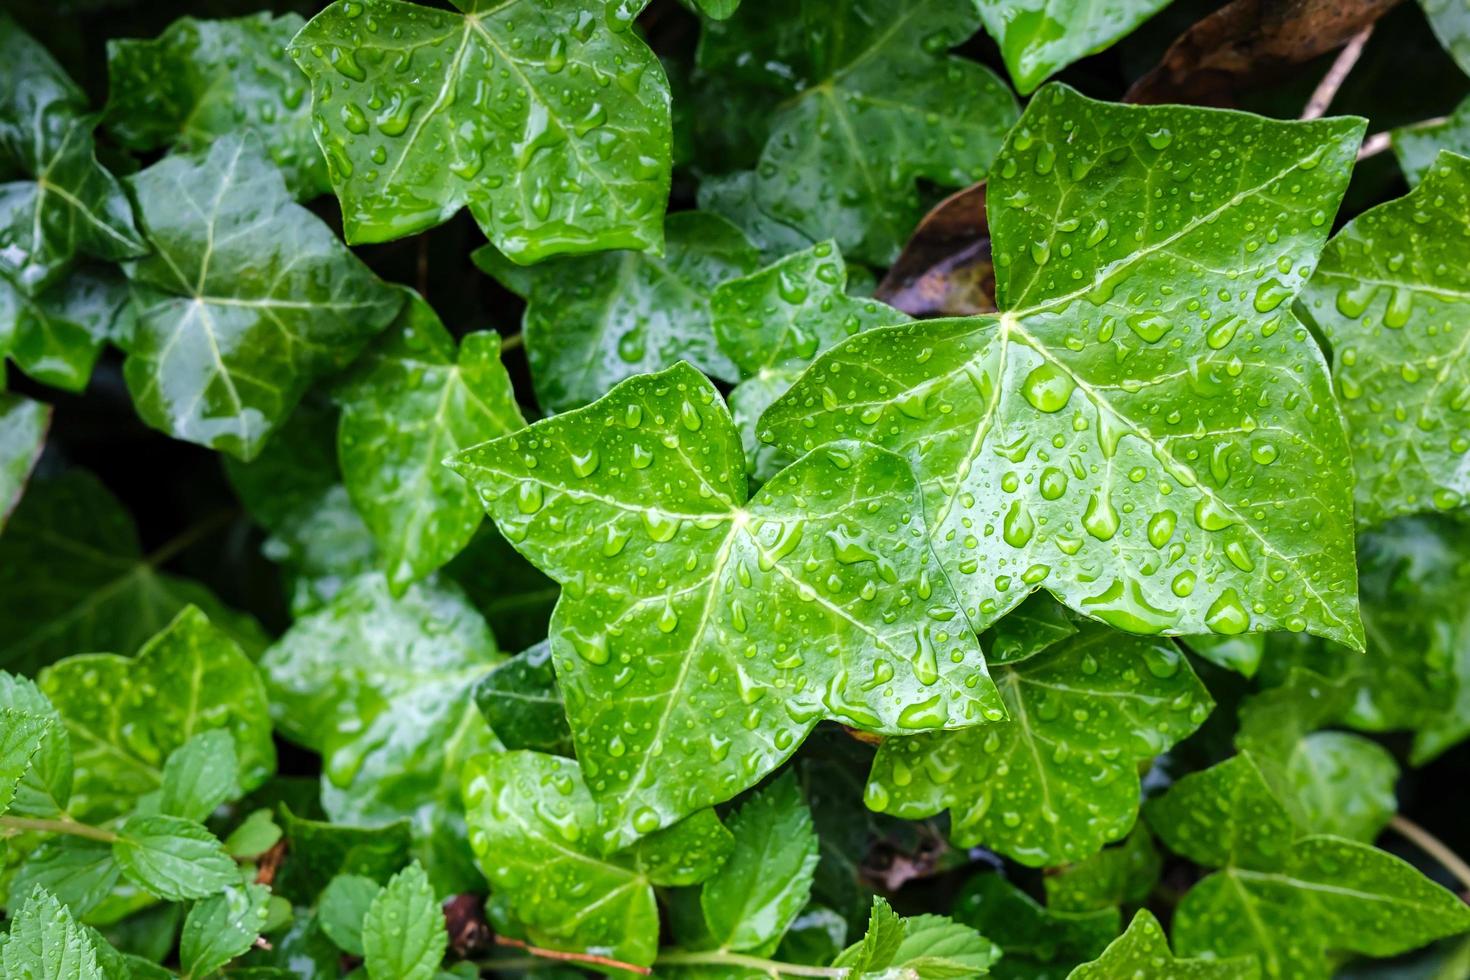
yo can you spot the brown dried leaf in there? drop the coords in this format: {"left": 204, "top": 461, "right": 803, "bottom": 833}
{"left": 874, "top": 183, "right": 997, "bottom": 319}
{"left": 1126, "top": 0, "right": 1403, "bottom": 106}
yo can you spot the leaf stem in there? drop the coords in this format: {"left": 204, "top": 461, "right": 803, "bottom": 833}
{"left": 489, "top": 936, "right": 651, "bottom": 975}
{"left": 654, "top": 950, "right": 850, "bottom": 978}
{"left": 1301, "top": 25, "right": 1373, "bottom": 120}
{"left": 1356, "top": 115, "right": 1450, "bottom": 161}
{"left": 0, "top": 814, "right": 117, "bottom": 843}
{"left": 1389, "top": 814, "right": 1470, "bottom": 893}
{"left": 500, "top": 331, "right": 524, "bottom": 352}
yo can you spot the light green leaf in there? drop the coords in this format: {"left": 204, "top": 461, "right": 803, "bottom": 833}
{"left": 1181, "top": 632, "right": 1265, "bottom": 677}
{"left": 0, "top": 707, "right": 48, "bottom": 816}
{"left": 319, "top": 874, "right": 382, "bottom": 956}
{"left": 764, "top": 84, "right": 1366, "bottom": 647}
{"left": 159, "top": 729, "right": 240, "bottom": 823}
{"left": 866, "top": 624, "right": 1211, "bottom": 866}
{"left": 0, "top": 673, "right": 71, "bottom": 818}
{"left": 4, "top": 266, "right": 133, "bottom": 392}
{"left": 974, "top": 0, "right": 1172, "bottom": 95}
{"left": 951, "top": 874, "right": 1119, "bottom": 977}
{"left": 1297, "top": 151, "right": 1470, "bottom": 526}
{"left": 1044, "top": 825, "right": 1161, "bottom": 913}
{"left": 120, "top": 134, "right": 402, "bottom": 460}
{"left": 113, "top": 814, "right": 237, "bottom": 901}
{"left": 472, "top": 641, "right": 573, "bottom": 756}
{"left": 833, "top": 897, "right": 907, "bottom": 974}
{"left": 1393, "top": 95, "right": 1470, "bottom": 185}
{"left": 450, "top": 362, "right": 1003, "bottom": 845}
{"left": 0, "top": 16, "right": 145, "bottom": 294}
{"left": 260, "top": 573, "right": 501, "bottom": 893}
{"left": 887, "top": 912, "right": 1002, "bottom": 977}
{"left": 179, "top": 882, "right": 272, "bottom": 979}
{"left": 104, "top": 12, "right": 329, "bottom": 199}
{"left": 336, "top": 290, "right": 524, "bottom": 592}
{"left": 1067, "top": 909, "right": 1257, "bottom": 979}
{"left": 39, "top": 605, "right": 275, "bottom": 821}
{"left": 0, "top": 393, "right": 48, "bottom": 533}
{"left": 697, "top": 0, "right": 1017, "bottom": 266}
{"left": 463, "top": 751, "right": 729, "bottom": 968}
{"left": 290, "top": 0, "right": 672, "bottom": 260}
{"left": 10, "top": 837, "right": 119, "bottom": 917}
{"left": 224, "top": 808, "right": 282, "bottom": 859}
{"left": 1, "top": 886, "right": 105, "bottom": 979}
{"left": 474, "top": 211, "right": 759, "bottom": 413}
{"left": 728, "top": 366, "right": 802, "bottom": 483}
{"left": 273, "top": 805, "right": 413, "bottom": 905}
{"left": 702, "top": 772, "right": 819, "bottom": 952}
{"left": 1422, "top": 0, "right": 1470, "bottom": 77}
{"left": 362, "top": 862, "right": 446, "bottom": 980}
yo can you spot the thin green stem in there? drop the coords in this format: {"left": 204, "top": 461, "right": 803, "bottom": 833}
{"left": 0, "top": 814, "right": 117, "bottom": 843}
{"left": 654, "top": 950, "right": 849, "bottom": 978}
{"left": 500, "top": 331, "right": 524, "bottom": 352}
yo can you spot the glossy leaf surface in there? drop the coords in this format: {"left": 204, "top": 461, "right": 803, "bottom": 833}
{"left": 765, "top": 85, "right": 1366, "bottom": 647}
{"left": 472, "top": 641, "right": 572, "bottom": 756}
{"left": 112, "top": 814, "right": 238, "bottom": 901}
{"left": 179, "top": 882, "right": 271, "bottom": 978}
{"left": 975, "top": 0, "right": 1172, "bottom": 95}
{"left": 362, "top": 863, "right": 445, "bottom": 980}
{"left": 1, "top": 887, "right": 104, "bottom": 979}
{"left": 1068, "top": 909, "right": 1257, "bottom": 979}
{"left": 953, "top": 873, "right": 1120, "bottom": 977}
{"left": 0, "top": 393, "right": 48, "bottom": 533}
{"left": 451, "top": 363, "right": 1003, "bottom": 844}
{"left": 291, "top": 0, "right": 672, "bottom": 259}
{"left": 1422, "top": 0, "right": 1470, "bottom": 77}
{"left": 1393, "top": 95, "right": 1470, "bottom": 185}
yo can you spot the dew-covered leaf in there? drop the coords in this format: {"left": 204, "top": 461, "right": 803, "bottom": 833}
{"left": 472, "top": 641, "right": 572, "bottom": 756}
{"left": 10, "top": 837, "right": 119, "bottom": 919}
{"left": 113, "top": 813, "right": 238, "bottom": 901}
{"left": 0, "top": 393, "right": 48, "bottom": 533}
{"left": 179, "top": 881, "right": 272, "bottom": 978}
{"left": 291, "top": 0, "right": 672, "bottom": 259}
{"left": 475, "top": 212, "right": 758, "bottom": 414}
{"left": 974, "top": 0, "right": 1172, "bottom": 95}
{"left": 120, "top": 134, "right": 401, "bottom": 460}
{"left": 273, "top": 805, "right": 414, "bottom": 905}
{"left": 0, "top": 706, "right": 48, "bottom": 817}
{"left": 1044, "top": 825, "right": 1161, "bottom": 913}
{"left": 319, "top": 874, "right": 381, "bottom": 956}
{"left": 696, "top": 0, "right": 1018, "bottom": 266}
{"left": 362, "top": 862, "right": 446, "bottom": 980}
{"left": 0, "top": 674, "right": 71, "bottom": 819}
{"left": 1067, "top": 909, "right": 1257, "bottom": 979}
{"left": 451, "top": 362, "right": 1003, "bottom": 845}
{"left": 698, "top": 171, "right": 816, "bottom": 264}
{"left": 1, "top": 886, "right": 105, "bottom": 979}
{"left": 3, "top": 266, "right": 133, "bottom": 392}
{"left": 159, "top": 729, "right": 240, "bottom": 823}
{"left": 1393, "top": 95, "right": 1470, "bottom": 185}
{"left": 866, "top": 623, "right": 1210, "bottom": 866}
{"left": 105, "top": 13, "right": 328, "bottom": 200}
{"left": 336, "top": 290, "right": 524, "bottom": 593}
{"left": 1297, "top": 151, "right": 1470, "bottom": 526}
{"left": 764, "top": 84, "right": 1365, "bottom": 647}
{"left": 952, "top": 873, "right": 1120, "bottom": 977}
{"left": 260, "top": 573, "right": 502, "bottom": 893}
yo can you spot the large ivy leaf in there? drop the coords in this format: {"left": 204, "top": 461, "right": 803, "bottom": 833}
{"left": 451, "top": 362, "right": 1003, "bottom": 845}
{"left": 1068, "top": 909, "right": 1257, "bottom": 979}
{"left": 1297, "top": 151, "right": 1470, "bottom": 527}
{"left": 472, "top": 641, "right": 572, "bottom": 755}
{"left": 974, "top": 0, "right": 1173, "bottom": 96}
{"left": 953, "top": 872, "right": 1120, "bottom": 978}
{"left": 120, "top": 134, "right": 402, "bottom": 460}
{"left": 1393, "top": 95, "right": 1470, "bottom": 186}
{"left": 463, "top": 751, "right": 733, "bottom": 968}
{"left": 696, "top": 0, "right": 1018, "bottom": 266}
{"left": 1147, "top": 754, "right": 1470, "bottom": 978}
{"left": 104, "top": 13, "right": 328, "bottom": 200}
{"left": 764, "top": 85, "right": 1366, "bottom": 647}
{"left": 1044, "top": 825, "right": 1161, "bottom": 913}
{"left": 475, "top": 212, "right": 759, "bottom": 414}
{"left": 0, "top": 16, "right": 144, "bottom": 295}
{"left": 38, "top": 606, "right": 275, "bottom": 821}
{"left": 0, "top": 393, "right": 48, "bottom": 533}
{"left": 260, "top": 573, "right": 502, "bottom": 892}
{"left": 1422, "top": 0, "right": 1470, "bottom": 78}
{"left": 866, "top": 623, "right": 1210, "bottom": 866}
{"left": 0, "top": 470, "right": 266, "bottom": 673}
{"left": 336, "top": 290, "right": 524, "bottom": 593}
{"left": 4, "top": 265, "right": 133, "bottom": 392}
{"left": 290, "top": 0, "right": 672, "bottom": 259}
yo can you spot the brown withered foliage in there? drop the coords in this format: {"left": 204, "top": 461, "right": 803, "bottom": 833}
{"left": 875, "top": 183, "right": 997, "bottom": 319}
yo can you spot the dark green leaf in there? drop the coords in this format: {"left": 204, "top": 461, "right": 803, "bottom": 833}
{"left": 0, "top": 394, "right": 49, "bottom": 533}
{"left": 472, "top": 641, "right": 573, "bottom": 755}
{"left": 4, "top": 266, "right": 133, "bottom": 392}
{"left": 291, "top": 0, "right": 672, "bottom": 259}
{"left": 1422, "top": 0, "right": 1470, "bottom": 77}
{"left": 444, "top": 527, "right": 560, "bottom": 652}
{"left": 104, "top": 13, "right": 328, "bottom": 199}
{"left": 120, "top": 134, "right": 402, "bottom": 459}
{"left": 974, "top": 0, "right": 1172, "bottom": 95}
{"left": 1, "top": 886, "right": 105, "bottom": 979}
{"left": 450, "top": 363, "right": 1003, "bottom": 845}
{"left": 1393, "top": 95, "right": 1470, "bottom": 185}
{"left": 952, "top": 874, "right": 1119, "bottom": 974}
{"left": 698, "top": 171, "right": 816, "bottom": 264}
{"left": 179, "top": 882, "right": 272, "bottom": 978}
{"left": 10, "top": 838, "right": 119, "bottom": 917}
{"left": 273, "top": 805, "right": 413, "bottom": 905}
{"left": 319, "top": 874, "right": 381, "bottom": 956}
{"left": 1044, "top": 825, "right": 1161, "bottom": 913}
{"left": 983, "top": 593, "right": 1081, "bottom": 665}
{"left": 764, "top": 85, "right": 1366, "bottom": 647}
{"left": 113, "top": 814, "right": 238, "bottom": 901}
{"left": 362, "top": 862, "right": 446, "bottom": 980}
{"left": 1181, "top": 633, "right": 1265, "bottom": 678}
{"left": 1067, "top": 909, "right": 1257, "bottom": 979}
{"left": 159, "top": 729, "right": 239, "bottom": 823}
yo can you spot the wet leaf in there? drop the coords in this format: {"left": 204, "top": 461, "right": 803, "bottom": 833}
{"left": 953, "top": 873, "right": 1120, "bottom": 977}
{"left": 3, "top": 266, "right": 134, "bottom": 392}
{"left": 472, "top": 641, "right": 573, "bottom": 756}
{"left": 451, "top": 362, "right": 1003, "bottom": 846}
{"left": 976, "top": 0, "right": 1172, "bottom": 95}
{"left": 1, "top": 886, "right": 106, "bottom": 979}
{"left": 0, "top": 393, "right": 48, "bottom": 533}
{"left": 113, "top": 813, "right": 238, "bottom": 901}
{"left": 764, "top": 84, "right": 1366, "bottom": 647}
{"left": 273, "top": 805, "right": 414, "bottom": 905}
{"left": 179, "top": 882, "right": 272, "bottom": 977}
{"left": 1393, "top": 94, "right": 1470, "bottom": 185}
{"left": 1067, "top": 909, "right": 1258, "bottom": 979}
{"left": 1422, "top": 0, "right": 1470, "bottom": 77}
{"left": 158, "top": 729, "right": 240, "bottom": 823}
{"left": 362, "top": 862, "right": 446, "bottom": 980}
{"left": 1044, "top": 825, "right": 1162, "bottom": 913}
{"left": 319, "top": 874, "right": 380, "bottom": 956}
{"left": 291, "top": 0, "right": 672, "bottom": 260}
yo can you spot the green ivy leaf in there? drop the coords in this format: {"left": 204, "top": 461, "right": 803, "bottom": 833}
{"left": 260, "top": 573, "right": 502, "bottom": 892}
{"left": 113, "top": 814, "right": 237, "bottom": 901}
{"left": 39, "top": 605, "right": 275, "bottom": 821}
{"left": 1393, "top": 95, "right": 1470, "bottom": 185}
{"left": 1, "top": 886, "right": 105, "bottom": 979}
{"left": 4, "top": 266, "right": 133, "bottom": 392}
{"left": 336, "top": 290, "right": 525, "bottom": 593}
{"left": 984, "top": 593, "right": 1080, "bottom": 665}
{"left": 764, "top": 84, "right": 1366, "bottom": 647}
{"left": 697, "top": 0, "right": 1017, "bottom": 265}
{"left": 273, "top": 805, "right": 413, "bottom": 905}
{"left": 1181, "top": 632, "right": 1265, "bottom": 678}
{"left": 463, "top": 751, "right": 731, "bottom": 968}
{"left": 1067, "top": 909, "right": 1257, "bottom": 979}
{"left": 104, "top": 13, "right": 329, "bottom": 200}
{"left": 451, "top": 362, "right": 1003, "bottom": 845}
{"left": 0, "top": 16, "right": 145, "bottom": 295}
{"left": 179, "top": 882, "right": 272, "bottom": 978}
{"left": 475, "top": 212, "right": 759, "bottom": 413}
{"left": 0, "top": 393, "right": 48, "bottom": 533}
{"left": 951, "top": 874, "right": 1117, "bottom": 978}
{"left": 319, "top": 874, "right": 382, "bottom": 956}
{"left": 1422, "top": 0, "right": 1470, "bottom": 78}
{"left": 866, "top": 623, "right": 1210, "bottom": 866}
{"left": 159, "top": 729, "right": 240, "bottom": 823}
{"left": 291, "top": 0, "right": 672, "bottom": 259}
{"left": 362, "top": 862, "right": 446, "bottom": 980}
{"left": 1147, "top": 754, "right": 1470, "bottom": 978}
{"left": 120, "top": 134, "right": 401, "bottom": 460}
{"left": 473, "top": 641, "right": 573, "bottom": 755}
{"left": 698, "top": 171, "right": 816, "bottom": 264}
{"left": 1044, "top": 825, "right": 1161, "bottom": 913}
{"left": 701, "top": 772, "right": 820, "bottom": 952}
{"left": 974, "top": 0, "right": 1172, "bottom": 96}
{"left": 1297, "top": 151, "right": 1470, "bottom": 526}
